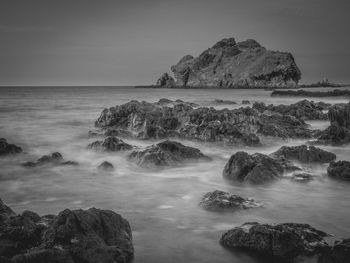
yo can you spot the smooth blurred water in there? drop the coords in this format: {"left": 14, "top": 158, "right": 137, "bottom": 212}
{"left": 0, "top": 86, "right": 350, "bottom": 263}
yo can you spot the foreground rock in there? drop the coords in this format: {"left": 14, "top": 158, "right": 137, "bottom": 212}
{"left": 253, "top": 100, "right": 329, "bottom": 120}
{"left": 327, "top": 161, "right": 350, "bottom": 180}
{"left": 220, "top": 222, "right": 332, "bottom": 262}
{"left": 98, "top": 161, "right": 114, "bottom": 171}
{"left": 199, "top": 190, "right": 260, "bottom": 211}
{"left": 270, "top": 145, "right": 336, "bottom": 164}
{"left": 22, "top": 152, "right": 78, "bottom": 167}
{"left": 271, "top": 89, "right": 350, "bottom": 97}
{"left": 317, "top": 102, "right": 350, "bottom": 145}
{"left": 0, "top": 138, "right": 22, "bottom": 156}
{"left": 223, "top": 152, "right": 284, "bottom": 183}
{"left": 129, "top": 140, "right": 209, "bottom": 168}
{"left": 88, "top": 136, "right": 133, "bottom": 152}
{"left": 168, "top": 37, "right": 300, "bottom": 88}
{"left": 95, "top": 100, "right": 316, "bottom": 146}
{"left": 0, "top": 198, "right": 133, "bottom": 263}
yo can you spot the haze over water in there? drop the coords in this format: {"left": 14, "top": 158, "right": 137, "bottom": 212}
{"left": 0, "top": 86, "right": 350, "bottom": 263}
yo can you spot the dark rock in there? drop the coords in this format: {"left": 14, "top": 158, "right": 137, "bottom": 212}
{"left": 129, "top": 140, "right": 209, "bottom": 168}
{"left": 270, "top": 145, "right": 336, "bottom": 163}
{"left": 291, "top": 171, "right": 314, "bottom": 182}
{"left": 22, "top": 152, "right": 78, "bottom": 168}
{"left": 170, "top": 37, "right": 301, "bottom": 88}
{"left": 327, "top": 161, "right": 350, "bottom": 180}
{"left": 156, "top": 72, "right": 175, "bottom": 88}
{"left": 0, "top": 199, "right": 133, "bottom": 263}
{"left": 199, "top": 190, "right": 260, "bottom": 210}
{"left": 212, "top": 99, "right": 237, "bottom": 105}
{"left": 0, "top": 138, "right": 22, "bottom": 156}
{"left": 327, "top": 238, "right": 350, "bottom": 263}
{"left": 87, "top": 136, "right": 133, "bottom": 152}
{"left": 220, "top": 222, "right": 330, "bottom": 262}
{"left": 271, "top": 89, "right": 350, "bottom": 97}
{"left": 60, "top": 161, "right": 79, "bottom": 166}
{"left": 241, "top": 100, "right": 250, "bottom": 105}
{"left": 223, "top": 151, "right": 284, "bottom": 183}
{"left": 98, "top": 161, "right": 114, "bottom": 171}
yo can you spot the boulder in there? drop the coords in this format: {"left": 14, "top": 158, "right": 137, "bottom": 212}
{"left": 170, "top": 37, "right": 301, "bottom": 88}
{"left": 0, "top": 199, "right": 133, "bottom": 263}
{"left": 128, "top": 140, "right": 209, "bottom": 168}
{"left": 222, "top": 151, "right": 284, "bottom": 183}
{"left": 156, "top": 72, "right": 175, "bottom": 87}
{"left": 270, "top": 145, "right": 336, "bottom": 163}
{"left": 0, "top": 138, "right": 22, "bottom": 156}
{"left": 327, "top": 161, "right": 350, "bottom": 180}
{"left": 220, "top": 222, "right": 330, "bottom": 262}
{"left": 199, "top": 190, "right": 260, "bottom": 210}
{"left": 22, "top": 152, "right": 77, "bottom": 167}
{"left": 87, "top": 136, "right": 133, "bottom": 152}
{"left": 98, "top": 161, "right": 114, "bottom": 171}
{"left": 241, "top": 100, "right": 250, "bottom": 105}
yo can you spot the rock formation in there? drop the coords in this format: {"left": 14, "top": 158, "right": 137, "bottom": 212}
{"left": 22, "top": 152, "right": 78, "bottom": 167}
{"left": 199, "top": 190, "right": 260, "bottom": 210}
{"left": 128, "top": 140, "right": 209, "bottom": 168}
{"left": 98, "top": 161, "right": 114, "bottom": 171}
{"left": 327, "top": 161, "right": 350, "bottom": 180}
{"left": 0, "top": 198, "right": 134, "bottom": 263}
{"left": 88, "top": 136, "right": 133, "bottom": 152}
{"left": 0, "top": 138, "right": 22, "bottom": 156}
{"left": 167, "top": 38, "right": 300, "bottom": 88}
{"left": 156, "top": 73, "right": 175, "bottom": 87}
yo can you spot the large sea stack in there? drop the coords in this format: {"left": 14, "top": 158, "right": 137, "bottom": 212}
{"left": 158, "top": 37, "right": 301, "bottom": 88}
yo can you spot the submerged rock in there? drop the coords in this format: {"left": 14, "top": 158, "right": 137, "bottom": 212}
{"left": 220, "top": 222, "right": 330, "bottom": 262}
{"left": 156, "top": 72, "right": 175, "bottom": 88}
{"left": 223, "top": 151, "right": 284, "bottom": 183}
{"left": 129, "top": 140, "right": 209, "bottom": 168}
{"left": 170, "top": 37, "right": 300, "bottom": 88}
{"left": 270, "top": 145, "right": 336, "bottom": 163}
{"left": 0, "top": 138, "right": 22, "bottom": 156}
{"left": 327, "top": 161, "right": 350, "bottom": 180}
{"left": 199, "top": 190, "right": 260, "bottom": 210}
{"left": 0, "top": 198, "right": 133, "bottom": 263}
{"left": 22, "top": 152, "right": 77, "bottom": 167}
{"left": 98, "top": 161, "right": 114, "bottom": 171}
{"left": 291, "top": 171, "right": 314, "bottom": 182}
{"left": 88, "top": 136, "right": 133, "bottom": 152}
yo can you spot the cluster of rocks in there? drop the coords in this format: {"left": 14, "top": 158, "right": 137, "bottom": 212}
{"left": 327, "top": 161, "right": 350, "bottom": 180}
{"left": 87, "top": 136, "right": 133, "bottom": 152}
{"left": 0, "top": 198, "right": 134, "bottom": 263}
{"left": 157, "top": 37, "right": 301, "bottom": 88}
{"left": 22, "top": 152, "right": 78, "bottom": 167}
{"left": 271, "top": 89, "right": 350, "bottom": 97}
{"left": 0, "top": 138, "right": 22, "bottom": 156}
{"left": 94, "top": 100, "right": 317, "bottom": 146}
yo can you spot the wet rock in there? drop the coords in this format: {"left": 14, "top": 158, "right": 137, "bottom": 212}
{"left": 291, "top": 171, "right": 314, "bottom": 182}
{"left": 327, "top": 161, "right": 350, "bottom": 180}
{"left": 223, "top": 151, "right": 284, "bottom": 183}
{"left": 0, "top": 138, "right": 22, "bottom": 156}
{"left": 220, "top": 222, "right": 330, "bottom": 262}
{"left": 156, "top": 72, "right": 175, "bottom": 88}
{"left": 129, "top": 140, "right": 209, "bottom": 168}
{"left": 98, "top": 161, "right": 114, "bottom": 171}
{"left": 88, "top": 136, "right": 133, "bottom": 152}
{"left": 170, "top": 37, "right": 300, "bottom": 88}
{"left": 270, "top": 145, "right": 336, "bottom": 163}
{"left": 0, "top": 199, "right": 134, "bottom": 263}
{"left": 22, "top": 152, "right": 77, "bottom": 167}
{"left": 241, "top": 100, "right": 250, "bottom": 105}
{"left": 199, "top": 190, "right": 260, "bottom": 210}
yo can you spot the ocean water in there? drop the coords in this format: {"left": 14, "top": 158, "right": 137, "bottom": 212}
{"left": 0, "top": 86, "right": 350, "bottom": 263}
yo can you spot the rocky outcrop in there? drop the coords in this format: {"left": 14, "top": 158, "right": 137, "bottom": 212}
{"left": 222, "top": 152, "right": 284, "bottom": 183}
{"left": 169, "top": 38, "right": 301, "bottom": 88}
{"left": 199, "top": 190, "right": 260, "bottom": 211}
{"left": 327, "top": 161, "right": 350, "bottom": 180}
{"left": 98, "top": 161, "right": 114, "bottom": 171}
{"left": 241, "top": 100, "right": 250, "bottom": 105}
{"left": 95, "top": 100, "right": 316, "bottom": 146}
{"left": 220, "top": 222, "right": 330, "bottom": 262}
{"left": 88, "top": 136, "right": 133, "bottom": 152}
{"left": 317, "top": 102, "right": 350, "bottom": 145}
{"left": 156, "top": 73, "right": 176, "bottom": 88}
{"left": 0, "top": 198, "right": 133, "bottom": 263}
{"left": 128, "top": 140, "right": 209, "bottom": 168}
{"left": 0, "top": 138, "right": 22, "bottom": 156}
{"left": 253, "top": 100, "right": 329, "bottom": 120}
{"left": 22, "top": 152, "right": 78, "bottom": 167}
{"left": 270, "top": 145, "right": 336, "bottom": 163}
{"left": 271, "top": 89, "right": 350, "bottom": 97}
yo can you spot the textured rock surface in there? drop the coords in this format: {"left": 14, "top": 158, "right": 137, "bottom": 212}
{"left": 327, "top": 161, "right": 350, "bottom": 180}
{"left": 0, "top": 198, "right": 133, "bottom": 263}
{"left": 95, "top": 100, "right": 316, "bottom": 146}
{"left": 98, "top": 161, "right": 114, "bottom": 171}
{"left": 220, "top": 222, "right": 330, "bottom": 261}
{"left": 222, "top": 151, "right": 284, "bottom": 183}
{"left": 199, "top": 190, "right": 260, "bottom": 210}
{"left": 170, "top": 38, "right": 301, "bottom": 88}
{"left": 88, "top": 136, "right": 133, "bottom": 152}
{"left": 22, "top": 152, "right": 78, "bottom": 167}
{"left": 0, "top": 138, "right": 22, "bottom": 156}
{"left": 156, "top": 72, "right": 175, "bottom": 87}
{"left": 129, "top": 140, "right": 209, "bottom": 168}
{"left": 271, "top": 89, "right": 350, "bottom": 97}
{"left": 270, "top": 145, "right": 336, "bottom": 163}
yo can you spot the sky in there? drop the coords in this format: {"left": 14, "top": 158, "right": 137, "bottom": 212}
{"left": 0, "top": 0, "right": 349, "bottom": 86}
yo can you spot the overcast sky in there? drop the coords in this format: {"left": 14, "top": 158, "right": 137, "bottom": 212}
{"left": 1, "top": 0, "right": 349, "bottom": 86}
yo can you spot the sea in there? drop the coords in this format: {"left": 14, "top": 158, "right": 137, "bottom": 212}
{"left": 0, "top": 86, "right": 349, "bottom": 263}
